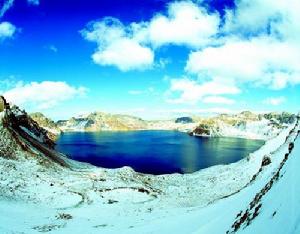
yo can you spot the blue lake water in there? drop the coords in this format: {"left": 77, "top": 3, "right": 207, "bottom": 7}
{"left": 56, "top": 131, "right": 264, "bottom": 175}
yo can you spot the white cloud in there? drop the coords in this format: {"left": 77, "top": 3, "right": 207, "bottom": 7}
{"left": 262, "top": 96, "right": 286, "bottom": 106}
{"left": 184, "top": 0, "right": 300, "bottom": 92}
{"left": 166, "top": 78, "right": 240, "bottom": 104}
{"left": 3, "top": 81, "right": 87, "bottom": 110}
{"left": 0, "top": 0, "right": 39, "bottom": 41}
{"left": 147, "top": 1, "right": 220, "bottom": 47}
{"left": 81, "top": 0, "right": 299, "bottom": 110}
{"left": 0, "top": 21, "right": 16, "bottom": 39}
{"left": 223, "top": 0, "right": 300, "bottom": 41}
{"left": 81, "top": 1, "right": 220, "bottom": 71}
{"left": 81, "top": 17, "right": 154, "bottom": 71}
{"left": 92, "top": 38, "right": 154, "bottom": 71}
{"left": 202, "top": 96, "right": 235, "bottom": 105}
{"left": 186, "top": 37, "right": 300, "bottom": 89}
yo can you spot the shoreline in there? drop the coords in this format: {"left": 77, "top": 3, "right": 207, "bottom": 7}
{"left": 55, "top": 130, "right": 265, "bottom": 176}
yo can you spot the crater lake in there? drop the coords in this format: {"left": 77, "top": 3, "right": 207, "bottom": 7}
{"left": 56, "top": 130, "right": 264, "bottom": 175}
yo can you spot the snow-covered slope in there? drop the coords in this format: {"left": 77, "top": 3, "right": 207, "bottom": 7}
{"left": 191, "top": 112, "right": 295, "bottom": 140}
{"left": 0, "top": 97, "right": 299, "bottom": 233}
{"left": 49, "top": 111, "right": 294, "bottom": 141}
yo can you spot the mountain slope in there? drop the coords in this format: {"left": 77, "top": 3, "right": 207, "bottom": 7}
{"left": 57, "top": 112, "right": 198, "bottom": 132}
{"left": 0, "top": 97, "right": 299, "bottom": 233}
{"left": 30, "top": 112, "right": 62, "bottom": 137}
{"left": 191, "top": 112, "right": 296, "bottom": 140}
{"left": 57, "top": 112, "right": 148, "bottom": 131}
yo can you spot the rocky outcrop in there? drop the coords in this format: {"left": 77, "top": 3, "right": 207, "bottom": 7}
{"left": 30, "top": 112, "right": 61, "bottom": 140}
{"left": 261, "top": 112, "right": 296, "bottom": 124}
{"left": 175, "top": 117, "right": 194, "bottom": 124}
{"left": 0, "top": 95, "right": 9, "bottom": 112}
{"left": 190, "top": 111, "right": 295, "bottom": 140}
{"left": 191, "top": 123, "right": 211, "bottom": 136}
{"left": 0, "top": 97, "right": 69, "bottom": 167}
{"left": 57, "top": 112, "right": 148, "bottom": 131}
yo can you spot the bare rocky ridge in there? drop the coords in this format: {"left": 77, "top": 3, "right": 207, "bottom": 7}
{"left": 30, "top": 112, "right": 62, "bottom": 139}
{"left": 0, "top": 97, "right": 69, "bottom": 167}
{"left": 56, "top": 112, "right": 198, "bottom": 132}
{"left": 57, "top": 112, "right": 148, "bottom": 131}
{"left": 47, "top": 110, "right": 295, "bottom": 141}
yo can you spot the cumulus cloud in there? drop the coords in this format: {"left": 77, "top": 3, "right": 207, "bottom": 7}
{"left": 147, "top": 1, "right": 220, "bottom": 47}
{"left": 223, "top": 0, "right": 300, "bottom": 41}
{"left": 0, "top": 0, "right": 40, "bottom": 40}
{"left": 92, "top": 38, "right": 154, "bottom": 71}
{"left": 262, "top": 96, "right": 286, "bottom": 106}
{"left": 81, "top": 1, "right": 220, "bottom": 71}
{"left": 80, "top": 0, "right": 299, "bottom": 110}
{"left": 81, "top": 18, "right": 154, "bottom": 71}
{"left": 0, "top": 21, "right": 16, "bottom": 39}
{"left": 166, "top": 78, "right": 240, "bottom": 104}
{"left": 186, "top": 37, "right": 300, "bottom": 89}
{"left": 3, "top": 81, "right": 87, "bottom": 110}
{"left": 183, "top": 0, "right": 300, "bottom": 95}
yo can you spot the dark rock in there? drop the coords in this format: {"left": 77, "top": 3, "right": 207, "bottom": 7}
{"left": 261, "top": 156, "right": 271, "bottom": 167}
{"left": 175, "top": 117, "right": 194, "bottom": 124}
{"left": 192, "top": 124, "right": 211, "bottom": 136}
{"left": 288, "top": 142, "right": 294, "bottom": 153}
{"left": 0, "top": 96, "right": 10, "bottom": 112}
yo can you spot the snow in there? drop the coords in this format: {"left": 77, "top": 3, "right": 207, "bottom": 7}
{"left": 59, "top": 120, "right": 89, "bottom": 132}
{"left": 213, "top": 119, "right": 281, "bottom": 140}
{"left": 43, "top": 126, "right": 61, "bottom": 135}
{"left": 20, "top": 126, "right": 45, "bottom": 143}
{"left": 0, "top": 117, "right": 299, "bottom": 233}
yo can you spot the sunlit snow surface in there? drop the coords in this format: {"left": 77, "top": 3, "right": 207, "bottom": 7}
{"left": 0, "top": 122, "right": 299, "bottom": 233}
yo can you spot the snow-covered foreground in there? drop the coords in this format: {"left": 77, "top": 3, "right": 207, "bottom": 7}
{"left": 0, "top": 116, "right": 299, "bottom": 233}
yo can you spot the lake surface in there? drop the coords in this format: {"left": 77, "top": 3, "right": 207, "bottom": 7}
{"left": 56, "top": 131, "right": 264, "bottom": 175}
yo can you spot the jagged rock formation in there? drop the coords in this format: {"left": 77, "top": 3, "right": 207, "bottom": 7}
{"left": 0, "top": 96, "right": 9, "bottom": 112}
{"left": 190, "top": 111, "right": 295, "bottom": 140}
{"left": 57, "top": 112, "right": 148, "bottom": 131}
{"left": 175, "top": 117, "right": 194, "bottom": 124}
{"left": 0, "top": 97, "right": 69, "bottom": 166}
{"left": 30, "top": 112, "right": 61, "bottom": 140}
{"left": 262, "top": 112, "right": 296, "bottom": 125}
{"left": 40, "top": 110, "right": 296, "bottom": 140}
{"left": 57, "top": 112, "right": 197, "bottom": 132}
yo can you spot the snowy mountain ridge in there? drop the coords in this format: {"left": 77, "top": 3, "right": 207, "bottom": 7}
{"left": 31, "top": 110, "right": 296, "bottom": 141}
{"left": 0, "top": 97, "right": 299, "bottom": 233}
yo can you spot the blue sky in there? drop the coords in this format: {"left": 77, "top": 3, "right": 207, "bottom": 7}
{"left": 0, "top": 0, "right": 299, "bottom": 120}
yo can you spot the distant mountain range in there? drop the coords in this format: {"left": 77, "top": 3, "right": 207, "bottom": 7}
{"left": 30, "top": 110, "right": 297, "bottom": 140}
{"left": 30, "top": 112, "right": 198, "bottom": 133}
